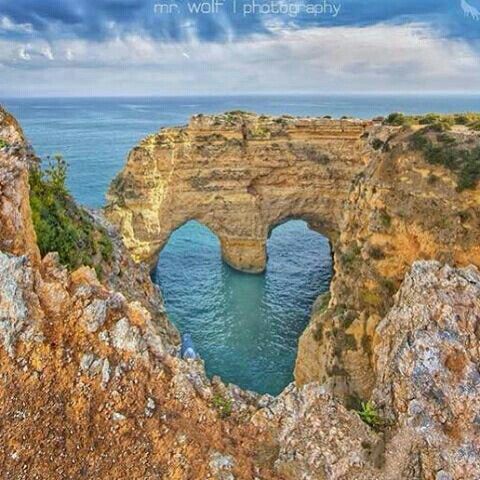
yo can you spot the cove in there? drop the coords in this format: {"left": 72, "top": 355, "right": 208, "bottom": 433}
{"left": 154, "top": 219, "right": 332, "bottom": 395}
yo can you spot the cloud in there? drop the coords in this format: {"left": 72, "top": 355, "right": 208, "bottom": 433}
{"left": 0, "top": 1, "right": 479, "bottom": 96}
{"left": 0, "top": 23, "right": 479, "bottom": 96}
{"left": 18, "top": 46, "right": 31, "bottom": 61}
{"left": 0, "top": 0, "right": 479, "bottom": 44}
{"left": 0, "top": 15, "right": 33, "bottom": 34}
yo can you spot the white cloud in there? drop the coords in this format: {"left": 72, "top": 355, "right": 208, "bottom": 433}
{"left": 0, "top": 16, "right": 33, "bottom": 34}
{"left": 41, "top": 46, "right": 54, "bottom": 61}
{"left": 18, "top": 46, "right": 31, "bottom": 61}
{"left": 0, "top": 23, "right": 479, "bottom": 95}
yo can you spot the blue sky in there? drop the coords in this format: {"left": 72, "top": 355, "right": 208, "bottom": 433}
{"left": 0, "top": 0, "right": 479, "bottom": 96}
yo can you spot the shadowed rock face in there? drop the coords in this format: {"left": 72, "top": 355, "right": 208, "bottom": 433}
{"left": 107, "top": 112, "right": 480, "bottom": 398}
{"left": 105, "top": 113, "right": 372, "bottom": 273}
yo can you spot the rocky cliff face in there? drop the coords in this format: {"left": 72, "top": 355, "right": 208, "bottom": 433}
{"left": 1, "top": 106, "right": 480, "bottom": 479}
{"left": 107, "top": 112, "right": 480, "bottom": 400}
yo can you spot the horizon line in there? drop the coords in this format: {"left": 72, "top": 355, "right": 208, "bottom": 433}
{"left": 3, "top": 91, "right": 480, "bottom": 100}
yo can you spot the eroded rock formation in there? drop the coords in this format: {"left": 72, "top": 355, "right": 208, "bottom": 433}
{"left": 106, "top": 113, "right": 372, "bottom": 273}
{"left": 2, "top": 106, "right": 480, "bottom": 479}
{"left": 107, "top": 112, "right": 480, "bottom": 399}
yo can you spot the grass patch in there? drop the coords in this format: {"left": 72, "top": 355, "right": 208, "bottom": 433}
{"left": 29, "top": 155, "right": 114, "bottom": 272}
{"left": 341, "top": 244, "right": 361, "bottom": 267}
{"left": 212, "top": 394, "right": 232, "bottom": 418}
{"left": 378, "top": 209, "right": 392, "bottom": 229}
{"left": 367, "top": 245, "right": 385, "bottom": 260}
{"left": 360, "top": 289, "right": 382, "bottom": 308}
{"left": 357, "top": 401, "right": 382, "bottom": 428}
{"left": 313, "top": 292, "right": 331, "bottom": 316}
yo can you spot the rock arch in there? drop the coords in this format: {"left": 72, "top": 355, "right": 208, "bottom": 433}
{"left": 106, "top": 112, "right": 371, "bottom": 273}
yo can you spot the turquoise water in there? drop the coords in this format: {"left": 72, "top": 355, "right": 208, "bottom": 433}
{"left": 155, "top": 220, "right": 332, "bottom": 395}
{"left": 3, "top": 94, "right": 480, "bottom": 394}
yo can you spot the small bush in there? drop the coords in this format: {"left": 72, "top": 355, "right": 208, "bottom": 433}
{"left": 427, "top": 173, "right": 439, "bottom": 185}
{"left": 371, "top": 139, "right": 384, "bottom": 151}
{"left": 380, "top": 277, "right": 397, "bottom": 295}
{"left": 418, "top": 113, "right": 441, "bottom": 125}
{"left": 313, "top": 292, "right": 331, "bottom": 316}
{"left": 367, "top": 245, "right": 385, "bottom": 260}
{"left": 29, "top": 155, "right": 114, "bottom": 271}
{"left": 384, "top": 112, "right": 415, "bottom": 127}
{"left": 212, "top": 394, "right": 232, "bottom": 418}
{"left": 313, "top": 323, "right": 324, "bottom": 342}
{"left": 0, "top": 138, "right": 8, "bottom": 149}
{"left": 341, "top": 244, "right": 361, "bottom": 267}
{"left": 379, "top": 209, "right": 392, "bottom": 229}
{"left": 357, "top": 401, "right": 381, "bottom": 427}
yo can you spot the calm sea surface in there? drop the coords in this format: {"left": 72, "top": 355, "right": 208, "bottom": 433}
{"left": 3, "top": 94, "right": 479, "bottom": 394}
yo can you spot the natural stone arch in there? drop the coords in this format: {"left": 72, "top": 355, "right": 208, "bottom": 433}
{"left": 106, "top": 112, "right": 371, "bottom": 273}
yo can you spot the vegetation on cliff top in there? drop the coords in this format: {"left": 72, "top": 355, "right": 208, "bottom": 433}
{"left": 384, "top": 112, "right": 480, "bottom": 131}
{"left": 29, "top": 155, "right": 113, "bottom": 274}
{"left": 383, "top": 113, "right": 480, "bottom": 191}
{"left": 410, "top": 129, "right": 480, "bottom": 191}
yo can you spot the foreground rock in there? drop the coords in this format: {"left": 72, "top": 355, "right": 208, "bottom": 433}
{"left": 1, "top": 105, "right": 480, "bottom": 479}
{"left": 373, "top": 261, "right": 480, "bottom": 480}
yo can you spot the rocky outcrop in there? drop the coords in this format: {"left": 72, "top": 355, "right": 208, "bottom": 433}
{"left": 0, "top": 106, "right": 277, "bottom": 479}
{"left": 0, "top": 112, "right": 40, "bottom": 264}
{"left": 373, "top": 261, "right": 480, "bottom": 480}
{"left": 107, "top": 112, "right": 480, "bottom": 399}
{"left": 2, "top": 105, "right": 480, "bottom": 479}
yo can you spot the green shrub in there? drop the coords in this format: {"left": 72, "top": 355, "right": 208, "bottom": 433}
{"left": 341, "top": 244, "right": 361, "bottom": 267}
{"left": 212, "top": 394, "right": 232, "bottom": 418}
{"left": 384, "top": 112, "right": 409, "bottom": 126}
{"left": 418, "top": 113, "right": 441, "bottom": 125}
{"left": 357, "top": 401, "right": 381, "bottom": 427}
{"left": 379, "top": 209, "right": 392, "bottom": 229}
{"left": 314, "top": 292, "right": 331, "bottom": 315}
{"left": 0, "top": 138, "right": 8, "bottom": 149}
{"left": 427, "top": 173, "right": 439, "bottom": 184}
{"left": 367, "top": 245, "right": 385, "bottom": 260}
{"left": 29, "top": 155, "right": 113, "bottom": 271}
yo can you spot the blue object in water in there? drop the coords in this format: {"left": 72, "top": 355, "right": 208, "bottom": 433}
{"left": 181, "top": 333, "right": 197, "bottom": 360}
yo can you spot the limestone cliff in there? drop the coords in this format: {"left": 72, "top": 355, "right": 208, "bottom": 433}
{"left": 2, "top": 106, "right": 480, "bottom": 479}
{"left": 106, "top": 112, "right": 480, "bottom": 400}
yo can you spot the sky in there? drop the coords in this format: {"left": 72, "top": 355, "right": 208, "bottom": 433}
{"left": 0, "top": 0, "right": 480, "bottom": 96}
